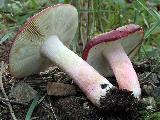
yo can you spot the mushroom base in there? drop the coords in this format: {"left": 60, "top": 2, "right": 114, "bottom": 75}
{"left": 99, "top": 88, "right": 138, "bottom": 111}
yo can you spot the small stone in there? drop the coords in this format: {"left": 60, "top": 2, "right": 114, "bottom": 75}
{"left": 47, "top": 82, "right": 78, "bottom": 96}
{"left": 9, "top": 82, "right": 37, "bottom": 103}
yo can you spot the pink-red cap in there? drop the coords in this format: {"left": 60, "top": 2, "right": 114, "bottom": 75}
{"left": 83, "top": 24, "right": 144, "bottom": 77}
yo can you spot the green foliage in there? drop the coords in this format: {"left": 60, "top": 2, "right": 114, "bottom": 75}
{"left": 58, "top": 0, "right": 64, "bottom": 3}
{"left": 146, "top": 112, "right": 160, "bottom": 120}
{"left": 138, "top": 101, "right": 160, "bottom": 120}
{"left": 137, "top": 0, "right": 160, "bottom": 39}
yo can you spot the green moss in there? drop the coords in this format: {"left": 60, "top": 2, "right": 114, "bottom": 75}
{"left": 147, "top": 112, "right": 160, "bottom": 120}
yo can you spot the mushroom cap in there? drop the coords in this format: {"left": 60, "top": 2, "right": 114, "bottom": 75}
{"left": 9, "top": 4, "right": 78, "bottom": 78}
{"left": 82, "top": 24, "right": 144, "bottom": 77}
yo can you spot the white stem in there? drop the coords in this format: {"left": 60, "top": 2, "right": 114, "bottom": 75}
{"left": 40, "top": 36, "right": 113, "bottom": 105}
{"left": 102, "top": 42, "right": 141, "bottom": 98}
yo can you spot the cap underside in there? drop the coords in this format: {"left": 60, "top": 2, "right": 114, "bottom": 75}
{"left": 85, "top": 31, "right": 143, "bottom": 77}
{"left": 9, "top": 4, "right": 78, "bottom": 78}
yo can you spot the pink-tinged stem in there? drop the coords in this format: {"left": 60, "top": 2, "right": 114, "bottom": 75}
{"left": 102, "top": 42, "right": 141, "bottom": 98}
{"left": 40, "top": 36, "right": 114, "bottom": 106}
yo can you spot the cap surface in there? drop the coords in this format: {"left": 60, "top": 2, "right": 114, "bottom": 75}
{"left": 83, "top": 24, "right": 144, "bottom": 77}
{"left": 9, "top": 4, "right": 78, "bottom": 78}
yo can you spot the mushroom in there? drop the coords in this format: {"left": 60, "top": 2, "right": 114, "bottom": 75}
{"left": 83, "top": 24, "right": 144, "bottom": 98}
{"left": 9, "top": 4, "right": 115, "bottom": 107}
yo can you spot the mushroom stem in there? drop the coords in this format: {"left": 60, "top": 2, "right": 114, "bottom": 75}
{"left": 102, "top": 42, "right": 141, "bottom": 98}
{"left": 41, "top": 35, "right": 114, "bottom": 106}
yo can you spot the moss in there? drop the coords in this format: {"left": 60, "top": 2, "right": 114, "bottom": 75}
{"left": 147, "top": 112, "right": 160, "bottom": 120}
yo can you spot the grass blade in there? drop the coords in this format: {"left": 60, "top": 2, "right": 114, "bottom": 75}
{"left": 25, "top": 94, "right": 42, "bottom": 120}
{"left": 145, "top": 21, "right": 160, "bottom": 39}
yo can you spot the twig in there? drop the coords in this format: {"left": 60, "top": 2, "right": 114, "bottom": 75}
{"left": 0, "top": 97, "right": 28, "bottom": 106}
{"left": 48, "top": 97, "right": 58, "bottom": 120}
{"left": 0, "top": 61, "right": 18, "bottom": 120}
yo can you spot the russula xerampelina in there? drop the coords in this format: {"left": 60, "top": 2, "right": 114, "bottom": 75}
{"left": 9, "top": 4, "right": 116, "bottom": 108}
{"left": 83, "top": 24, "right": 144, "bottom": 98}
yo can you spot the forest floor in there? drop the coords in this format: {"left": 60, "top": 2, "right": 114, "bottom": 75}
{"left": 0, "top": 41, "right": 160, "bottom": 120}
